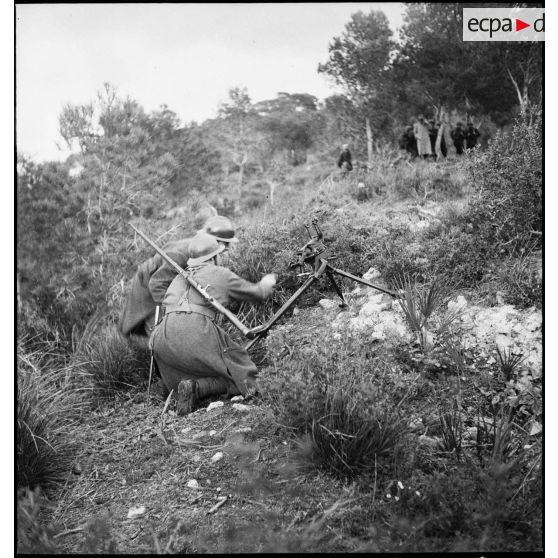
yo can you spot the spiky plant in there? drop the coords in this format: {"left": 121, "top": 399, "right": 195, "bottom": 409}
{"left": 393, "top": 274, "right": 449, "bottom": 351}
{"left": 75, "top": 326, "right": 151, "bottom": 401}
{"left": 438, "top": 405, "right": 464, "bottom": 458}
{"left": 17, "top": 345, "right": 83, "bottom": 488}
{"left": 496, "top": 346, "right": 525, "bottom": 381}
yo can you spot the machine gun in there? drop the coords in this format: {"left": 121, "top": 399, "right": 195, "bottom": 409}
{"left": 130, "top": 221, "right": 396, "bottom": 352}
{"left": 243, "top": 219, "right": 396, "bottom": 350}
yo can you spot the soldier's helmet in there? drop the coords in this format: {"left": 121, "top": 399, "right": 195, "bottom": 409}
{"left": 187, "top": 233, "right": 226, "bottom": 266}
{"left": 203, "top": 216, "right": 239, "bottom": 244}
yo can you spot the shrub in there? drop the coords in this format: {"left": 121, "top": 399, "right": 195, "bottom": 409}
{"left": 260, "top": 332, "right": 409, "bottom": 479}
{"left": 74, "top": 326, "right": 151, "bottom": 400}
{"left": 17, "top": 488, "right": 59, "bottom": 553}
{"left": 467, "top": 110, "right": 542, "bottom": 251}
{"left": 17, "top": 342, "right": 83, "bottom": 489}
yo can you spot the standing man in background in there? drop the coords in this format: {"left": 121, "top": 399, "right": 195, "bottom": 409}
{"left": 337, "top": 143, "right": 353, "bottom": 172}
{"left": 413, "top": 115, "right": 432, "bottom": 159}
{"left": 451, "top": 122, "right": 466, "bottom": 155}
{"left": 465, "top": 121, "right": 481, "bottom": 151}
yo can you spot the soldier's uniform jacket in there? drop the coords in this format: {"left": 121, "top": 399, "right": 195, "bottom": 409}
{"left": 118, "top": 237, "right": 195, "bottom": 337}
{"left": 337, "top": 150, "right": 353, "bottom": 170}
{"left": 150, "top": 263, "right": 268, "bottom": 396}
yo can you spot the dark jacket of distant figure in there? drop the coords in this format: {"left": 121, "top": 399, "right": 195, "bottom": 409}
{"left": 428, "top": 125, "right": 438, "bottom": 153}
{"left": 118, "top": 237, "right": 195, "bottom": 337}
{"left": 451, "top": 126, "right": 466, "bottom": 155}
{"left": 465, "top": 126, "right": 481, "bottom": 149}
{"left": 150, "top": 263, "right": 269, "bottom": 395}
{"left": 337, "top": 149, "right": 353, "bottom": 171}
{"left": 399, "top": 129, "right": 418, "bottom": 158}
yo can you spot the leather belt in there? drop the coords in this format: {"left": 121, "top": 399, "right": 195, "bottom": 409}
{"left": 164, "top": 303, "right": 216, "bottom": 320}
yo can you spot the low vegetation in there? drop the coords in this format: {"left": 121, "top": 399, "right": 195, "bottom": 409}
{"left": 17, "top": 65, "right": 541, "bottom": 555}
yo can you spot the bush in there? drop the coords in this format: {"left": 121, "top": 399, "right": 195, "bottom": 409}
{"left": 74, "top": 326, "right": 151, "bottom": 400}
{"left": 17, "top": 488, "right": 59, "bottom": 553}
{"left": 17, "top": 342, "right": 83, "bottom": 489}
{"left": 467, "top": 110, "right": 542, "bottom": 251}
{"left": 260, "top": 332, "right": 409, "bottom": 479}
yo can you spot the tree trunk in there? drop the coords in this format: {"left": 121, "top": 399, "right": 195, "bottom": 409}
{"left": 365, "top": 117, "right": 373, "bottom": 170}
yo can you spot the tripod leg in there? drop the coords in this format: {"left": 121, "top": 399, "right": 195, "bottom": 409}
{"left": 326, "top": 270, "right": 347, "bottom": 308}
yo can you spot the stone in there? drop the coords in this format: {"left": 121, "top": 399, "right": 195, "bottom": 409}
{"left": 211, "top": 452, "right": 224, "bottom": 463}
{"left": 187, "top": 479, "right": 200, "bottom": 489}
{"left": 127, "top": 506, "right": 146, "bottom": 519}
{"left": 318, "top": 299, "right": 338, "bottom": 310}
{"left": 206, "top": 401, "right": 224, "bottom": 412}
{"left": 232, "top": 403, "right": 252, "bottom": 412}
{"left": 230, "top": 395, "right": 244, "bottom": 403}
{"left": 447, "top": 295, "right": 468, "bottom": 313}
{"left": 362, "top": 267, "right": 381, "bottom": 282}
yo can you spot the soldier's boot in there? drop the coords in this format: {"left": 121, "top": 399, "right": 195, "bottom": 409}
{"left": 195, "top": 377, "right": 233, "bottom": 400}
{"left": 176, "top": 379, "right": 198, "bottom": 416}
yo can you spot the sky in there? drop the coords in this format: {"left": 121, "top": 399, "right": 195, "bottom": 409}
{"left": 16, "top": 2, "right": 404, "bottom": 162}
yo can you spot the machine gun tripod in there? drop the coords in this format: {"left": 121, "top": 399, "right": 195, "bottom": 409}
{"left": 243, "top": 219, "right": 396, "bottom": 350}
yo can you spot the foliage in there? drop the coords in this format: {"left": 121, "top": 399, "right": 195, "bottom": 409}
{"left": 467, "top": 110, "right": 542, "bottom": 249}
{"left": 17, "top": 341, "right": 83, "bottom": 489}
{"left": 318, "top": 9, "right": 396, "bottom": 147}
{"left": 260, "top": 332, "right": 409, "bottom": 479}
{"left": 394, "top": 277, "right": 451, "bottom": 352}
{"left": 17, "top": 489, "right": 59, "bottom": 553}
{"left": 74, "top": 326, "right": 151, "bottom": 401}
{"left": 392, "top": 3, "right": 542, "bottom": 122}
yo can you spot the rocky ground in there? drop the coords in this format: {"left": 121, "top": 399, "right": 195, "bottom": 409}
{"left": 44, "top": 260, "right": 542, "bottom": 553}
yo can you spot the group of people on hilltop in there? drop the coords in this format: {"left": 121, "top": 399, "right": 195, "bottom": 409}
{"left": 399, "top": 116, "right": 480, "bottom": 160}
{"left": 336, "top": 116, "right": 480, "bottom": 173}
{"left": 119, "top": 215, "right": 277, "bottom": 415}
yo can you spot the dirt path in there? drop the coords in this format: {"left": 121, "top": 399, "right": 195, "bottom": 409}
{"left": 50, "top": 393, "right": 355, "bottom": 553}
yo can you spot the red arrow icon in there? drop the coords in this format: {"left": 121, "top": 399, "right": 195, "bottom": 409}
{"left": 516, "top": 18, "right": 530, "bottom": 32}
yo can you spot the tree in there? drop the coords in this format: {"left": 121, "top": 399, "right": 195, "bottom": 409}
{"left": 253, "top": 92, "right": 323, "bottom": 166}
{"left": 318, "top": 10, "right": 395, "bottom": 169}
{"left": 393, "top": 3, "right": 542, "bottom": 123}
{"left": 215, "top": 87, "right": 258, "bottom": 192}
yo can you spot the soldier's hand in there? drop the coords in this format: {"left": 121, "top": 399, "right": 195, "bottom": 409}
{"left": 259, "top": 273, "right": 277, "bottom": 297}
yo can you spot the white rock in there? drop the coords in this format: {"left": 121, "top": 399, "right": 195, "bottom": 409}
{"left": 211, "top": 452, "right": 224, "bottom": 463}
{"left": 187, "top": 479, "right": 200, "bottom": 489}
{"left": 319, "top": 299, "right": 338, "bottom": 310}
{"left": 209, "top": 430, "right": 217, "bottom": 437}
{"left": 232, "top": 403, "right": 252, "bottom": 412}
{"left": 234, "top": 427, "right": 252, "bottom": 434}
{"left": 447, "top": 295, "right": 468, "bottom": 313}
{"left": 362, "top": 267, "right": 381, "bottom": 281}
{"left": 206, "top": 401, "right": 224, "bottom": 412}
{"left": 230, "top": 395, "right": 244, "bottom": 403}
{"left": 127, "top": 506, "right": 146, "bottom": 519}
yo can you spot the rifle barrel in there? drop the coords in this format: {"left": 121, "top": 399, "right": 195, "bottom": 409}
{"left": 130, "top": 224, "right": 252, "bottom": 338}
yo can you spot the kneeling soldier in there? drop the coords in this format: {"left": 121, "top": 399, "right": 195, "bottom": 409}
{"left": 119, "top": 216, "right": 239, "bottom": 338}
{"left": 150, "top": 233, "right": 276, "bottom": 415}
